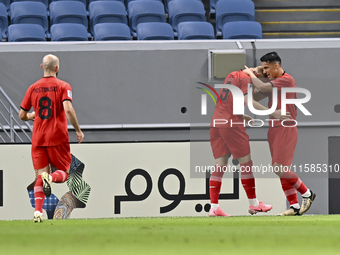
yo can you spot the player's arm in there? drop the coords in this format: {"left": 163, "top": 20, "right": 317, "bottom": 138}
{"left": 63, "top": 100, "right": 84, "bottom": 143}
{"left": 252, "top": 87, "right": 268, "bottom": 102}
{"left": 243, "top": 66, "right": 272, "bottom": 93}
{"left": 244, "top": 95, "right": 290, "bottom": 120}
{"left": 19, "top": 109, "right": 35, "bottom": 121}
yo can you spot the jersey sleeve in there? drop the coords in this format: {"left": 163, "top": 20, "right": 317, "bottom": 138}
{"left": 270, "top": 76, "right": 295, "bottom": 89}
{"left": 61, "top": 83, "right": 73, "bottom": 103}
{"left": 20, "top": 86, "right": 32, "bottom": 111}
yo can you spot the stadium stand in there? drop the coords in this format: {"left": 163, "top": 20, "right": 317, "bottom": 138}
{"left": 222, "top": 20, "right": 262, "bottom": 39}
{"left": 10, "top": 2, "right": 48, "bottom": 35}
{"left": 216, "top": 0, "right": 255, "bottom": 37}
{"left": 8, "top": 24, "right": 45, "bottom": 41}
{"left": 253, "top": 0, "right": 340, "bottom": 38}
{"left": 177, "top": 21, "right": 214, "bottom": 40}
{"left": 50, "top": 23, "right": 88, "bottom": 41}
{"left": 89, "top": 1, "right": 127, "bottom": 35}
{"left": 136, "top": 22, "right": 174, "bottom": 40}
{"left": 1, "top": 0, "right": 339, "bottom": 41}
{"left": 93, "top": 23, "right": 131, "bottom": 40}
{"left": 49, "top": 1, "right": 88, "bottom": 28}
{"left": 0, "top": 2, "right": 7, "bottom": 38}
{"left": 168, "top": 0, "right": 206, "bottom": 35}
{"left": 128, "top": 0, "right": 166, "bottom": 37}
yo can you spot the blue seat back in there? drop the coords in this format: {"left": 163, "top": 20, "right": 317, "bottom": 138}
{"left": 51, "top": 23, "right": 88, "bottom": 41}
{"left": 8, "top": 24, "right": 46, "bottom": 42}
{"left": 88, "top": 0, "right": 124, "bottom": 10}
{"left": 93, "top": 23, "right": 131, "bottom": 41}
{"left": 50, "top": 0, "right": 87, "bottom": 8}
{"left": 0, "top": 0, "right": 10, "bottom": 11}
{"left": 137, "top": 22, "right": 174, "bottom": 40}
{"left": 168, "top": 0, "right": 206, "bottom": 32}
{"left": 223, "top": 21, "right": 262, "bottom": 39}
{"left": 10, "top": 2, "right": 48, "bottom": 32}
{"left": 12, "top": 0, "right": 49, "bottom": 10}
{"left": 49, "top": 1, "right": 88, "bottom": 28}
{"left": 128, "top": 0, "right": 166, "bottom": 35}
{"left": 89, "top": 1, "right": 127, "bottom": 34}
{"left": 216, "top": 0, "right": 255, "bottom": 34}
{"left": 178, "top": 21, "right": 215, "bottom": 40}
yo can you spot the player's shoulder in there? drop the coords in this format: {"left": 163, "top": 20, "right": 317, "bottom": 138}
{"left": 55, "top": 78, "right": 71, "bottom": 88}
{"left": 282, "top": 72, "right": 294, "bottom": 79}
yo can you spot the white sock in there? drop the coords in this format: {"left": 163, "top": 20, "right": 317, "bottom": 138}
{"left": 302, "top": 189, "right": 311, "bottom": 198}
{"left": 211, "top": 203, "right": 219, "bottom": 210}
{"left": 249, "top": 198, "right": 259, "bottom": 207}
{"left": 291, "top": 203, "right": 300, "bottom": 209}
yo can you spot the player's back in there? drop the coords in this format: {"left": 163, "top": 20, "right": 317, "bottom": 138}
{"left": 29, "top": 77, "right": 71, "bottom": 146}
{"left": 211, "top": 71, "right": 250, "bottom": 128}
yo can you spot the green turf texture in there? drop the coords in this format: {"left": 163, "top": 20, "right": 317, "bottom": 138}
{"left": 1, "top": 215, "right": 339, "bottom": 255}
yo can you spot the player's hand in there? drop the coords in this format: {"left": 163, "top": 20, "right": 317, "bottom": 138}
{"left": 76, "top": 130, "right": 84, "bottom": 143}
{"left": 27, "top": 111, "right": 35, "bottom": 121}
{"left": 243, "top": 114, "right": 255, "bottom": 126}
{"left": 271, "top": 110, "right": 291, "bottom": 120}
{"left": 243, "top": 65, "right": 254, "bottom": 77}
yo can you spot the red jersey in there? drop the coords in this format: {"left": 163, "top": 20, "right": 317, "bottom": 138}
{"left": 211, "top": 71, "right": 251, "bottom": 128}
{"left": 267, "top": 72, "right": 297, "bottom": 127}
{"left": 21, "top": 77, "right": 72, "bottom": 146}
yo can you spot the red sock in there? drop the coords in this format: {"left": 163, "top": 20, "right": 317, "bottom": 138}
{"left": 34, "top": 176, "right": 45, "bottom": 213}
{"left": 50, "top": 170, "right": 69, "bottom": 183}
{"left": 281, "top": 170, "right": 308, "bottom": 195}
{"left": 280, "top": 177, "right": 298, "bottom": 205}
{"left": 209, "top": 165, "right": 225, "bottom": 204}
{"left": 240, "top": 160, "right": 256, "bottom": 199}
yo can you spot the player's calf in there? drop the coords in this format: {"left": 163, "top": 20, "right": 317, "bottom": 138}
{"left": 41, "top": 172, "right": 52, "bottom": 197}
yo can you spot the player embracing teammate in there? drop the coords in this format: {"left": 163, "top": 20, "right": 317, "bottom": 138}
{"left": 243, "top": 52, "right": 316, "bottom": 216}
{"left": 208, "top": 67, "right": 290, "bottom": 217}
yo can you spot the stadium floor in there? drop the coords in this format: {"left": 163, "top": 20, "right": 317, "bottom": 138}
{"left": 1, "top": 215, "right": 339, "bottom": 255}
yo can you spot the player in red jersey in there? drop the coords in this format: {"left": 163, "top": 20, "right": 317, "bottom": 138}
{"left": 243, "top": 52, "right": 316, "bottom": 216}
{"left": 19, "top": 54, "right": 84, "bottom": 222}
{"left": 209, "top": 68, "right": 290, "bottom": 217}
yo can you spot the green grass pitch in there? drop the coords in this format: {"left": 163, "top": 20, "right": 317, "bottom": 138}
{"left": 1, "top": 215, "right": 340, "bottom": 255}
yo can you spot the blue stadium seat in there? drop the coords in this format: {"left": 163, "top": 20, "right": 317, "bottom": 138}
{"left": 165, "top": 0, "right": 202, "bottom": 13}
{"left": 128, "top": 0, "right": 166, "bottom": 37}
{"left": 8, "top": 24, "right": 46, "bottom": 42}
{"left": 222, "top": 21, "right": 262, "bottom": 39}
{"left": 89, "top": 1, "right": 127, "bottom": 34}
{"left": 93, "top": 23, "right": 131, "bottom": 40}
{"left": 50, "top": 0, "right": 87, "bottom": 9}
{"left": 216, "top": 0, "right": 255, "bottom": 36}
{"left": 10, "top": 2, "right": 48, "bottom": 34}
{"left": 126, "top": 0, "right": 162, "bottom": 8}
{"left": 168, "top": 0, "right": 206, "bottom": 34}
{"left": 137, "top": 22, "right": 174, "bottom": 40}
{"left": 0, "top": 3, "right": 8, "bottom": 38}
{"left": 49, "top": 1, "right": 88, "bottom": 28}
{"left": 0, "top": 0, "right": 10, "bottom": 12}
{"left": 50, "top": 23, "right": 88, "bottom": 41}
{"left": 88, "top": 0, "right": 124, "bottom": 10}
{"left": 178, "top": 21, "right": 215, "bottom": 40}
{"left": 12, "top": 0, "right": 49, "bottom": 10}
